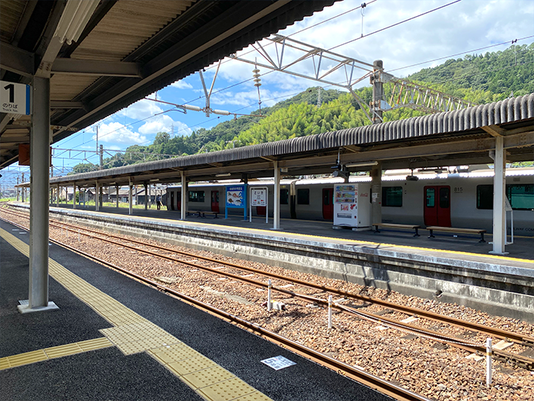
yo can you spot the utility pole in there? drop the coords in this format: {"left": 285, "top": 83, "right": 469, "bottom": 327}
{"left": 371, "top": 60, "right": 384, "bottom": 124}
{"left": 99, "top": 144, "right": 103, "bottom": 170}
{"left": 371, "top": 60, "right": 384, "bottom": 226}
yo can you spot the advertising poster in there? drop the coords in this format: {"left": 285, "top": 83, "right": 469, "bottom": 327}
{"left": 225, "top": 184, "right": 247, "bottom": 220}
{"left": 226, "top": 185, "right": 245, "bottom": 208}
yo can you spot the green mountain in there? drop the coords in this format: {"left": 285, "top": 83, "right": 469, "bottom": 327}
{"left": 69, "top": 43, "right": 534, "bottom": 174}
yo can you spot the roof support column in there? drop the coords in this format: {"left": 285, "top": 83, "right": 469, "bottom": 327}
{"left": 56, "top": 184, "right": 59, "bottom": 206}
{"left": 490, "top": 137, "right": 507, "bottom": 255}
{"left": 72, "top": 183, "right": 76, "bottom": 209}
{"left": 144, "top": 183, "right": 148, "bottom": 210}
{"left": 180, "top": 171, "right": 187, "bottom": 220}
{"left": 273, "top": 161, "right": 280, "bottom": 230}
{"left": 371, "top": 162, "right": 382, "bottom": 225}
{"left": 95, "top": 181, "right": 100, "bottom": 211}
{"left": 19, "top": 76, "right": 57, "bottom": 313}
{"left": 79, "top": 186, "right": 84, "bottom": 208}
{"left": 128, "top": 180, "right": 133, "bottom": 215}
{"left": 116, "top": 185, "right": 120, "bottom": 208}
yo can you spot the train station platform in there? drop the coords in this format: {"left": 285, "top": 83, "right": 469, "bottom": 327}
{"left": 0, "top": 217, "right": 392, "bottom": 401}
{"left": 7, "top": 203, "right": 534, "bottom": 323}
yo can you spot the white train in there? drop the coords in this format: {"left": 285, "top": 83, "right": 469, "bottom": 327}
{"left": 166, "top": 167, "right": 534, "bottom": 235}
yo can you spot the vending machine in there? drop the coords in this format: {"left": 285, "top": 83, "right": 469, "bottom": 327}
{"left": 333, "top": 183, "right": 371, "bottom": 230}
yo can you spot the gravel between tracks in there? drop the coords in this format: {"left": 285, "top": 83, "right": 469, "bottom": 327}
{"left": 2, "top": 209, "right": 533, "bottom": 401}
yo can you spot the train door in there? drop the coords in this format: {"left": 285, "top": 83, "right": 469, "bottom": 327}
{"left": 177, "top": 191, "right": 181, "bottom": 211}
{"left": 170, "top": 192, "right": 175, "bottom": 210}
{"left": 424, "top": 186, "right": 451, "bottom": 227}
{"left": 322, "top": 188, "right": 334, "bottom": 220}
{"left": 211, "top": 190, "right": 220, "bottom": 213}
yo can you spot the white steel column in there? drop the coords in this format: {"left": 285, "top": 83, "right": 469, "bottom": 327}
{"left": 180, "top": 171, "right": 187, "bottom": 220}
{"left": 19, "top": 76, "right": 57, "bottom": 313}
{"left": 371, "top": 162, "right": 382, "bottom": 225}
{"left": 72, "top": 183, "right": 76, "bottom": 209}
{"left": 144, "top": 183, "right": 148, "bottom": 210}
{"left": 116, "top": 185, "right": 120, "bottom": 208}
{"left": 491, "top": 137, "right": 507, "bottom": 255}
{"left": 95, "top": 181, "right": 100, "bottom": 211}
{"left": 273, "top": 161, "right": 280, "bottom": 230}
{"left": 128, "top": 180, "right": 133, "bottom": 215}
{"left": 56, "top": 184, "right": 59, "bottom": 206}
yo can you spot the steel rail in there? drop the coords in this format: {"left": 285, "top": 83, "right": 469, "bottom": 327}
{"left": 3, "top": 207, "right": 534, "bottom": 370}
{"left": 7, "top": 206, "right": 532, "bottom": 346}
{"left": 47, "top": 233, "right": 432, "bottom": 401}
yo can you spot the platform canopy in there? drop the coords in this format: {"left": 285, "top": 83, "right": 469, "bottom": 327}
{"left": 43, "top": 93, "right": 534, "bottom": 187}
{"left": 0, "top": 0, "right": 338, "bottom": 169}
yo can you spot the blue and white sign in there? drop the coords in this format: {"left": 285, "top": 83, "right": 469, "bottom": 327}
{"left": 225, "top": 184, "right": 247, "bottom": 220}
{"left": 1, "top": 80, "right": 31, "bottom": 115}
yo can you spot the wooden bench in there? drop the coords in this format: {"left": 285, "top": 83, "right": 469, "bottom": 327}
{"left": 373, "top": 223, "right": 420, "bottom": 237}
{"left": 426, "top": 226, "right": 486, "bottom": 243}
{"left": 187, "top": 211, "right": 219, "bottom": 218}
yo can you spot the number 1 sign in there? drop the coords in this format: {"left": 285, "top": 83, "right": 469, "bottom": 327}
{"left": 1, "top": 80, "right": 31, "bottom": 115}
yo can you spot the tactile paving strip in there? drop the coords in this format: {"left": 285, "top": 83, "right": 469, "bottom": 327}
{"left": 0, "top": 338, "right": 113, "bottom": 370}
{"left": 1, "top": 228, "right": 273, "bottom": 401}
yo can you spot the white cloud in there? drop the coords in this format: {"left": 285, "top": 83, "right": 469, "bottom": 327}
{"left": 171, "top": 80, "right": 193, "bottom": 89}
{"left": 117, "top": 99, "right": 163, "bottom": 120}
{"left": 138, "top": 114, "right": 192, "bottom": 137}
{"left": 92, "top": 122, "right": 146, "bottom": 145}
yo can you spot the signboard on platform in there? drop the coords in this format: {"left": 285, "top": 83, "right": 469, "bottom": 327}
{"left": 1, "top": 80, "right": 31, "bottom": 115}
{"left": 249, "top": 187, "right": 268, "bottom": 223}
{"left": 226, "top": 185, "right": 245, "bottom": 208}
{"left": 225, "top": 184, "right": 247, "bottom": 220}
{"left": 251, "top": 188, "right": 267, "bottom": 206}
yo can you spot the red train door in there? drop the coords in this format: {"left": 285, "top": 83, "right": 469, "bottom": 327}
{"left": 424, "top": 186, "right": 451, "bottom": 227}
{"left": 211, "top": 190, "right": 220, "bottom": 213}
{"left": 322, "top": 188, "right": 334, "bottom": 220}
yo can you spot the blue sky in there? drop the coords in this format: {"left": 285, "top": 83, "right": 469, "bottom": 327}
{"left": 2, "top": 0, "right": 534, "bottom": 188}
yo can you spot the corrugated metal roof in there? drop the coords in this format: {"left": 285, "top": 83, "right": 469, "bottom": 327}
{"left": 50, "top": 92, "right": 534, "bottom": 185}
{"left": 1, "top": 0, "right": 338, "bottom": 168}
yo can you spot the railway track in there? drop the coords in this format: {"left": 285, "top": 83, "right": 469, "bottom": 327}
{"left": 1, "top": 207, "right": 429, "bottom": 401}
{"left": 2, "top": 206, "right": 534, "bottom": 371}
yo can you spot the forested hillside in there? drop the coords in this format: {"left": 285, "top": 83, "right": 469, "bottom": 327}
{"left": 70, "top": 43, "right": 534, "bottom": 174}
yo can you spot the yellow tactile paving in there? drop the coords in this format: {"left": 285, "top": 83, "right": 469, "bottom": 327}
{"left": 198, "top": 377, "right": 260, "bottom": 401}
{"left": 0, "top": 338, "right": 113, "bottom": 371}
{"left": 0, "top": 228, "right": 273, "bottom": 400}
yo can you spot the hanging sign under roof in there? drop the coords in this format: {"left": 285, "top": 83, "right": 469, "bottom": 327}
{"left": 1, "top": 80, "right": 31, "bottom": 115}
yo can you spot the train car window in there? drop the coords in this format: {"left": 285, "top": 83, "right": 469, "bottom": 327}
{"left": 477, "top": 185, "right": 493, "bottom": 209}
{"left": 425, "top": 188, "right": 435, "bottom": 208}
{"left": 507, "top": 184, "right": 534, "bottom": 210}
{"left": 188, "top": 191, "right": 205, "bottom": 202}
{"left": 280, "top": 189, "right": 289, "bottom": 204}
{"left": 297, "top": 188, "right": 310, "bottom": 205}
{"left": 382, "top": 187, "right": 402, "bottom": 207}
{"left": 439, "top": 187, "right": 450, "bottom": 208}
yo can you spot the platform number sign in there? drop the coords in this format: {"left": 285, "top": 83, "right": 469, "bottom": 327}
{"left": 1, "top": 80, "right": 31, "bottom": 115}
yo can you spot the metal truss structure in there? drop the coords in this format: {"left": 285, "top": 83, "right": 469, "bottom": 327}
{"left": 229, "top": 34, "right": 475, "bottom": 123}
{"left": 387, "top": 79, "right": 473, "bottom": 113}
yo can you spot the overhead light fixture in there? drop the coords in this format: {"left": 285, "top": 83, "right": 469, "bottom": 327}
{"left": 332, "top": 170, "right": 349, "bottom": 179}
{"left": 54, "top": 0, "right": 100, "bottom": 45}
{"left": 345, "top": 161, "right": 378, "bottom": 168}
{"left": 215, "top": 173, "right": 231, "bottom": 177}
{"left": 150, "top": 179, "right": 159, "bottom": 182}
